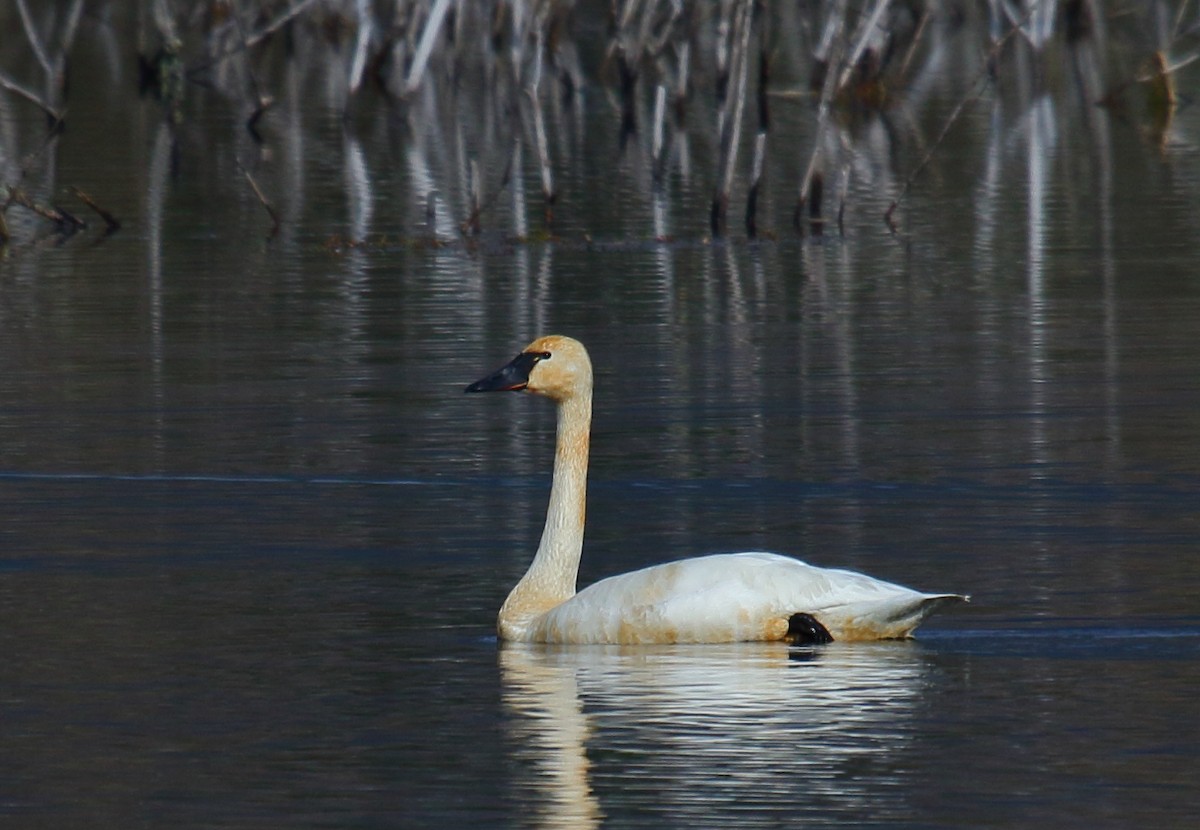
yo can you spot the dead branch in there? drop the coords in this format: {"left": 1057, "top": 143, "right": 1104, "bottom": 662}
{"left": 528, "top": 27, "right": 556, "bottom": 224}
{"left": 883, "top": 8, "right": 1035, "bottom": 231}
{"left": 711, "top": 0, "right": 753, "bottom": 237}
{"left": 459, "top": 152, "right": 515, "bottom": 237}
{"left": 6, "top": 187, "right": 86, "bottom": 232}
{"left": 0, "top": 71, "right": 64, "bottom": 123}
{"left": 404, "top": 0, "right": 454, "bottom": 96}
{"left": 745, "top": 130, "right": 767, "bottom": 238}
{"left": 239, "top": 167, "right": 281, "bottom": 239}
{"left": 69, "top": 186, "right": 122, "bottom": 233}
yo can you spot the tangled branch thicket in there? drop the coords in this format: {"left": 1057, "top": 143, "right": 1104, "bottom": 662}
{"left": 0, "top": 0, "right": 1195, "bottom": 245}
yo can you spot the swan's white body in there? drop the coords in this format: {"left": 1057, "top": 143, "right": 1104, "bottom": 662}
{"left": 468, "top": 336, "right": 966, "bottom": 645}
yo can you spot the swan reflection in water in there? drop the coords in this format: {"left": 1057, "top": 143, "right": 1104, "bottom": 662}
{"left": 500, "top": 641, "right": 936, "bottom": 827}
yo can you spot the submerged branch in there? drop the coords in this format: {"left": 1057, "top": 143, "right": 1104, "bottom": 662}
{"left": 5, "top": 187, "right": 86, "bottom": 232}
{"left": 69, "top": 187, "right": 122, "bottom": 234}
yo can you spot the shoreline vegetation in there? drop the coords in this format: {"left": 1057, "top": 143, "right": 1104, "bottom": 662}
{"left": 0, "top": 0, "right": 1195, "bottom": 249}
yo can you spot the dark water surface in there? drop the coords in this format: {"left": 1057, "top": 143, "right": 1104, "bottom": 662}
{"left": 3, "top": 7, "right": 1200, "bottom": 828}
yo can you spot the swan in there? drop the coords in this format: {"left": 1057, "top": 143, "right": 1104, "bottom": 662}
{"left": 466, "top": 335, "right": 967, "bottom": 644}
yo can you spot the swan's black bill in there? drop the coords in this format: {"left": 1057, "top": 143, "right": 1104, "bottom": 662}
{"left": 466, "top": 351, "right": 542, "bottom": 393}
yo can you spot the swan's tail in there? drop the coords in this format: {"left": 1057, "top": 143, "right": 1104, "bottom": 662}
{"left": 889, "top": 593, "right": 969, "bottom": 637}
{"left": 915, "top": 593, "right": 970, "bottom": 615}
{"left": 822, "top": 593, "right": 969, "bottom": 641}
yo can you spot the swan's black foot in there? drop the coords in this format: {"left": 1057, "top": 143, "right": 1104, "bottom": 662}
{"left": 785, "top": 613, "right": 833, "bottom": 645}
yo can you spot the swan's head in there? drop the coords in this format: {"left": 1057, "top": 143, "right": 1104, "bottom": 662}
{"left": 465, "top": 335, "right": 592, "bottom": 402}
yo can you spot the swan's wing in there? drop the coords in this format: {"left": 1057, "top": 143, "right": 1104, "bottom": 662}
{"left": 533, "top": 552, "right": 963, "bottom": 644}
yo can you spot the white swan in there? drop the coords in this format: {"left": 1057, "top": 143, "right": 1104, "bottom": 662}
{"left": 467, "top": 335, "right": 967, "bottom": 644}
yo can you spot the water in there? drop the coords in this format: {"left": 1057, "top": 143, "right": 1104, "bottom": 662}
{"left": 3, "top": 5, "right": 1200, "bottom": 827}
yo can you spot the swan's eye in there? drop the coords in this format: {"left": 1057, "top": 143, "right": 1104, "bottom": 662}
{"left": 535, "top": 351, "right": 552, "bottom": 361}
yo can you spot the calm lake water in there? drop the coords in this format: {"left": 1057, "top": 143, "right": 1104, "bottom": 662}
{"left": 2, "top": 4, "right": 1200, "bottom": 827}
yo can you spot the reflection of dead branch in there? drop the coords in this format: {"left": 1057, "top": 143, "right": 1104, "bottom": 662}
{"left": 460, "top": 152, "right": 515, "bottom": 237}
{"left": 884, "top": 8, "right": 1035, "bottom": 232}
{"left": 15, "top": 0, "right": 55, "bottom": 78}
{"left": 528, "top": 28, "right": 556, "bottom": 226}
{"left": 69, "top": 187, "right": 122, "bottom": 234}
{"left": 712, "top": 0, "right": 753, "bottom": 237}
{"left": 794, "top": 31, "right": 841, "bottom": 234}
{"left": 834, "top": 0, "right": 891, "bottom": 94}
{"left": 12, "top": 0, "right": 85, "bottom": 117}
{"left": 404, "top": 0, "right": 454, "bottom": 95}
{"left": 0, "top": 72, "right": 64, "bottom": 123}
{"left": 227, "top": 5, "right": 278, "bottom": 139}
{"left": 745, "top": 131, "right": 767, "bottom": 238}
{"left": 189, "top": 0, "right": 321, "bottom": 74}
{"left": 5, "top": 187, "right": 86, "bottom": 232}
{"left": 652, "top": 84, "right": 668, "bottom": 181}
{"left": 239, "top": 166, "right": 281, "bottom": 239}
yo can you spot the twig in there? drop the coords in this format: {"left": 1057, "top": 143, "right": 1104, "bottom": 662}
{"left": 69, "top": 186, "right": 121, "bottom": 233}
{"left": 6, "top": 187, "right": 86, "bottom": 231}
{"left": 896, "top": 7, "right": 932, "bottom": 81}
{"left": 0, "top": 71, "right": 64, "bottom": 123}
{"left": 15, "top": 0, "right": 54, "bottom": 78}
{"left": 883, "top": 8, "right": 1035, "bottom": 231}
{"left": 188, "top": 0, "right": 320, "bottom": 75}
{"left": 835, "top": 0, "right": 891, "bottom": 95}
{"left": 245, "top": 0, "right": 320, "bottom": 49}
{"left": 239, "top": 166, "right": 280, "bottom": 238}
{"left": 459, "top": 151, "right": 516, "bottom": 237}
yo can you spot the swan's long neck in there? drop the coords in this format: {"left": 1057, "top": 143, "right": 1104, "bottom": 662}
{"left": 499, "top": 390, "right": 591, "bottom": 638}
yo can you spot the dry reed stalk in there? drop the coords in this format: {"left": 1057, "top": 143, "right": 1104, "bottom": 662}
{"left": 652, "top": 84, "right": 668, "bottom": 181}
{"left": 347, "top": 0, "right": 374, "bottom": 94}
{"left": 794, "top": 46, "right": 840, "bottom": 232}
{"left": 528, "top": 28, "right": 556, "bottom": 225}
{"left": 757, "top": 27, "right": 770, "bottom": 130}
{"left": 465, "top": 159, "right": 482, "bottom": 235}
{"left": 711, "top": 0, "right": 753, "bottom": 237}
{"left": 404, "top": 0, "right": 454, "bottom": 95}
{"left": 834, "top": 0, "right": 891, "bottom": 94}
{"left": 675, "top": 39, "right": 691, "bottom": 120}
{"left": 745, "top": 130, "right": 767, "bottom": 238}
